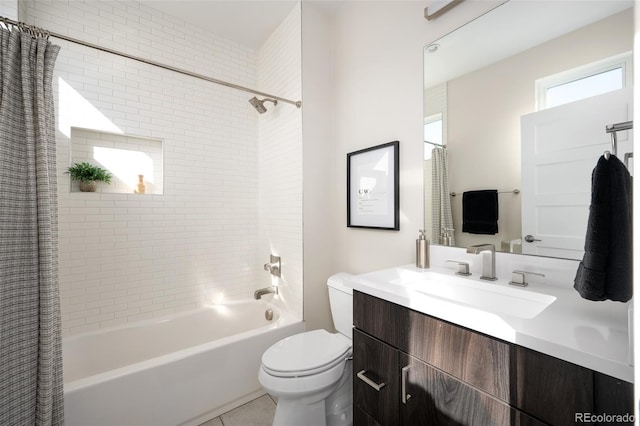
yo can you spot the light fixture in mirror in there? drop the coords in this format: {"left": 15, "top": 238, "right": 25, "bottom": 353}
{"left": 424, "top": 0, "right": 463, "bottom": 21}
{"left": 423, "top": 0, "right": 634, "bottom": 260}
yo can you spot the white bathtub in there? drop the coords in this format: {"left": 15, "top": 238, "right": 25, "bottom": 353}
{"left": 63, "top": 300, "right": 304, "bottom": 426}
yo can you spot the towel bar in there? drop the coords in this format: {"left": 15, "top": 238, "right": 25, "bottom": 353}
{"left": 450, "top": 189, "right": 519, "bottom": 197}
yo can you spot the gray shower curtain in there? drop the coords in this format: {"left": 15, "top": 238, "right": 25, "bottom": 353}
{"left": 0, "top": 28, "right": 64, "bottom": 425}
{"left": 431, "top": 147, "right": 455, "bottom": 246}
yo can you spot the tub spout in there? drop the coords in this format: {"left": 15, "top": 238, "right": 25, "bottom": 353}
{"left": 254, "top": 286, "right": 278, "bottom": 300}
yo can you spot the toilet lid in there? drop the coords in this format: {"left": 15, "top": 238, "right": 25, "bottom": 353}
{"left": 262, "top": 329, "right": 352, "bottom": 378}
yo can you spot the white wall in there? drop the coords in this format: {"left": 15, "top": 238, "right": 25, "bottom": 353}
{"left": 331, "top": 0, "right": 503, "bottom": 275}
{"left": 301, "top": 1, "right": 336, "bottom": 332}
{"left": 296, "top": 0, "right": 503, "bottom": 333}
{"left": 23, "top": 0, "right": 302, "bottom": 336}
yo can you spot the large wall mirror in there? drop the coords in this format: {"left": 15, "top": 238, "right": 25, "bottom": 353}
{"left": 424, "top": 0, "right": 634, "bottom": 260}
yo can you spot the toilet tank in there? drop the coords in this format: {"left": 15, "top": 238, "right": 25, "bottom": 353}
{"left": 327, "top": 273, "right": 354, "bottom": 340}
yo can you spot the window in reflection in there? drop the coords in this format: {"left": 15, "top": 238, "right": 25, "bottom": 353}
{"left": 536, "top": 53, "right": 631, "bottom": 110}
{"left": 424, "top": 113, "right": 443, "bottom": 161}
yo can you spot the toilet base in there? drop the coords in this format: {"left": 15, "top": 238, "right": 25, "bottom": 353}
{"left": 272, "top": 398, "right": 326, "bottom": 426}
{"left": 325, "top": 361, "right": 352, "bottom": 426}
{"left": 271, "top": 362, "right": 352, "bottom": 426}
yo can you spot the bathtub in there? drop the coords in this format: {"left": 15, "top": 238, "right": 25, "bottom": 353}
{"left": 63, "top": 300, "right": 304, "bottom": 426}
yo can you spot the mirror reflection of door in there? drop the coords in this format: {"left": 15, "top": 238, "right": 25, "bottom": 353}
{"left": 521, "top": 88, "right": 633, "bottom": 260}
{"left": 423, "top": 1, "right": 634, "bottom": 259}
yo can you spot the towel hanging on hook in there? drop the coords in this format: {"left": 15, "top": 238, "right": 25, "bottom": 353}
{"left": 574, "top": 154, "right": 632, "bottom": 302}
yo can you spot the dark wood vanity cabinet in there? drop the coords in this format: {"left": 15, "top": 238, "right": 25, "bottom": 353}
{"left": 353, "top": 328, "right": 399, "bottom": 426}
{"left": 353, "top": 291, "right": 633, "bottom": 426}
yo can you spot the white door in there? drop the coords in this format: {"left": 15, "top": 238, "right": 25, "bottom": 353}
{"left": 521, "top": 88, "right": 633, "bottom": 259}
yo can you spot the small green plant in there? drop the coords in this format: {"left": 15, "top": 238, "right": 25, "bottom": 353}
{"left": 66, "top": 162, "right": 112, "bottom": 183}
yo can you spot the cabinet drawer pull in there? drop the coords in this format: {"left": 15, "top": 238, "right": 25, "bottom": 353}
{"left": 401, "top": 365, "right": 412, "bottom": 404}
{"left": 357, "top": 370, "right": 386, "bottom": 391}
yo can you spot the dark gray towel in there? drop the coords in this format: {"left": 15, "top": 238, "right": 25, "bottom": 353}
{"left": 574, "top": 155, "right": 632, "bottom": 302}
{"left": 462, "top": 190, "right": 498, "bottom": 234}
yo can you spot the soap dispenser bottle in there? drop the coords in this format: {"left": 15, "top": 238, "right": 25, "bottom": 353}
{"left": 443, "top": 227, "right": 454, "bottom": 246}
{"left": 416, "top": 229, "right": 430, "bottom": 269}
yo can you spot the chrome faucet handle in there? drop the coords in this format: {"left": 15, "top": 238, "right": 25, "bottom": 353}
{"left": 509, "top": 270, "right": 545, "bottom": 287}
{"left": 446, "top": 260, "right": 471, "bottom": 276}
{"left": 264, "top": 255, "right": 281, "bottom": 277}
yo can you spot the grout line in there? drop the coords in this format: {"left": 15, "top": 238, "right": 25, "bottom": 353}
{"left": 201, "top": 394, "right": 275, "bottom": 425}
{"left": 266, "top": 394, "right": 277, "bottom": 406}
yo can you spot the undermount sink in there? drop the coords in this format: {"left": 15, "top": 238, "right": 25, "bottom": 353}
{"left": 390, "top": 270, "right": 556, "bottom": 319}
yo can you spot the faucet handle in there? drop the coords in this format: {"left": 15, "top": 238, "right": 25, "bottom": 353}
{"left": 264, "top": 255, "right": 281, "bottom": 278}
{"left": 510, "top": 270, "right": 545, "bottom": 287}
{"left": 446, "top": 260, "right": 471, "bottom": 276}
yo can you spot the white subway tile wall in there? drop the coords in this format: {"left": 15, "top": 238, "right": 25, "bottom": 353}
{"left": 258, "top": 3, "right": 303, "bottom": 320}
{"left": 22, "top": 0, "right": 302, "bottom": 336}
{"left": 0, "top": 0, "right": 18, "bottom": 20}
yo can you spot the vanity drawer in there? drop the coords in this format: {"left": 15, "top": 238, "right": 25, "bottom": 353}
{"left": 401, "top": 306, "right": 512, "bottom": 402}
{"left": 353, "top": 291, "right": 406, "bottom": 348}
{"left": 514, "top": 346, "right": 593, "bottom": 426}
{"left": 400, "top": 352, "right": 548, "bottom": 426}
{"left": 353, "top": 328, "right": 399, "bottom": 426}
{"left": 594, "top": 372, "right": 634, "bottom": 418}
{"left": 355, "top": 291, "right": 511, "bottom": 402}
{"left": 353, "top": 405, "right": 382, "bottom": 426}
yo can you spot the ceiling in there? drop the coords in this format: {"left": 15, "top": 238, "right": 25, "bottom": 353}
{"left": 424, "top": 0, "right": 634, "bottom": 89}
{"left": 143, "top": 1, "right": 634, "bottom": 73}
{"left": 141, "top": 0, "right": 300, "bottom": 49}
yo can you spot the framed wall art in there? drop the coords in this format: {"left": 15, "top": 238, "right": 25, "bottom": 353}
{"left": 347, "top": 141, "right": 399, "bottom": 230}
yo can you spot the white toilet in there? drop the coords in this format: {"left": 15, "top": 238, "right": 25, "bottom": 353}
{"left": 258, "top": 273, "right": 353, "bottom": 426}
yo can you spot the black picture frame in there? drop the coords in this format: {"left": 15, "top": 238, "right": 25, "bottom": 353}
{"left": 347, "top": 141, "right": 400, "bottom": 230}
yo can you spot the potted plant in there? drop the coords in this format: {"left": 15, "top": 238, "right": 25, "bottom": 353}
{"left": 66, "top": 162, "right": 112, "bottom": 192}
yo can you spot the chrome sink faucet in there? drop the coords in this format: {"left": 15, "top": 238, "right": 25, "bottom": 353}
{"left": 466, "top": 244, "right": 497, "bottom": 281}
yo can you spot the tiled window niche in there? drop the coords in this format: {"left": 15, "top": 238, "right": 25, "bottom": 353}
{"left": 69, "top": 127, "right": 163, "bottom": 194}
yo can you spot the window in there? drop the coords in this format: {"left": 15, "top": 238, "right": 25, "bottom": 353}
{"left": 536, "top": 53, "right": 632, "bottom": 110}
{"left": 424, "top": 113, "right": 443, "bottom": 160}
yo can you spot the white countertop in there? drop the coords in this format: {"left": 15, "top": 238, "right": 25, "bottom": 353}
{"left": 347, "top": 263, "right": 633, "bottom": 382}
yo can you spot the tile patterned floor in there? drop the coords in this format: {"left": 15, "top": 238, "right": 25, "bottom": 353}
{"left": 199, "top": 394, "right": 277, "bottom": 426}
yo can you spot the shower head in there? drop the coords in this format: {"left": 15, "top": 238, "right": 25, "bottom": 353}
{"left": 249, "top": 96, "right": 278, "bottom": 114}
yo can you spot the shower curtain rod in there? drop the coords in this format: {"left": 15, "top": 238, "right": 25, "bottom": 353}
{"left": 424, "top": 140, "right": 446, "bottom": 148}
{"left": 0, "top": 15, "right": 302, "bottom": 108}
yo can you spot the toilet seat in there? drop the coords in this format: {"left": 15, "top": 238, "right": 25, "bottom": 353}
{"left": 261, "top": 329, "right": 351, "bottom": 378}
